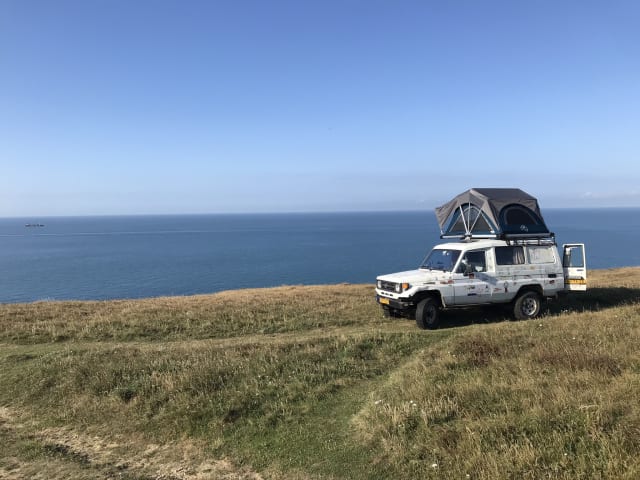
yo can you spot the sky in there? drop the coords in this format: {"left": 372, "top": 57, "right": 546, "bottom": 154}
{"left": 1, "top": 0, "right": 639, "bottom": 216}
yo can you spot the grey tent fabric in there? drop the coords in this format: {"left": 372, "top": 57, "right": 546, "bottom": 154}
{"left": 435, "top": 188, "right": 551, "bottom": 238}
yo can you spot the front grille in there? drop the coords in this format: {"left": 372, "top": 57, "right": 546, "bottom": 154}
{"left": 379, "top": 280, "right": 398, "bottom": 292}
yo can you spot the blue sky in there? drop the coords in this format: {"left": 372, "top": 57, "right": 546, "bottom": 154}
{"left": 1, "top": 0, "right": 639, "bottom": 216}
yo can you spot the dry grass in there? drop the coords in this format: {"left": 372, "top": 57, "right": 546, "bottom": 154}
{"left": 2, "top": 269, "right": 640, "bottom": 479}
{"left": 351, "top": 268, "right": 640, "bottom": 479}
{"left": 0, "top": 284, "right": 379, "bottom": 344}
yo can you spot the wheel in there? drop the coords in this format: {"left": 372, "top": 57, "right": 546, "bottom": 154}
{"left": 513, "top": 291, "right": 542, "bottom": 320}
{"left": 415, "top": 297, "right": 440, "bottom": 329}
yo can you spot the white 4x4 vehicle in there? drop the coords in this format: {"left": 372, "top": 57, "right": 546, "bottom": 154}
{"left": 375, "top": 188, "right": 587, "bottom": 329}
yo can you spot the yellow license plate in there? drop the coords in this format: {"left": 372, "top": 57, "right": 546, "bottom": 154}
{"left": 379, "top": 297, "right": 390, "bottom": 305}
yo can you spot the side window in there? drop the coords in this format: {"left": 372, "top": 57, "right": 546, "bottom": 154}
{"left": 563, "top": 245, "right": 585, "bottom": 268}
{"left": 457, "top": 250, "right": 487, "bottom": 274}
{"left": 529, "top": 246, "right": 556, "bottom": 264}
{"left": 495, "top": 246, "right": 525, "bottom": 265}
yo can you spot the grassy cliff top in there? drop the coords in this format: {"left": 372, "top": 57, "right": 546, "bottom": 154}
{"left": 1, "top": 268, "right": 640, "bottom": 479}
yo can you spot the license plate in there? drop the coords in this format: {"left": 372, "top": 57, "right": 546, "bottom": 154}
{"left": 379, "top": 297, "right": 390, "bottom": 305}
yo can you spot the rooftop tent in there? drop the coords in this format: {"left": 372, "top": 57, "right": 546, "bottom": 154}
{"left": 435, "top": 188, "right": 551, "bottom": 239}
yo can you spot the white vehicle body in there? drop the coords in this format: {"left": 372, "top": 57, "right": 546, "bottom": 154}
{"left": 375, "top": 238, "right": 586, "bottom": 329}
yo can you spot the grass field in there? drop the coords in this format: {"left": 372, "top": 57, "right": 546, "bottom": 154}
{"left": 1, "top": 269, "right": 640, "bottom": 479}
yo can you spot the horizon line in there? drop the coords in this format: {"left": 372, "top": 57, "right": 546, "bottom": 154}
{"left": 3, "top": 205, "right": 640, "bottom": 219}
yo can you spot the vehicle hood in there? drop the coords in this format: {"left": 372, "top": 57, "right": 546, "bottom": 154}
{"left": 377, "top": 269, "right": 450, "bottom": 285}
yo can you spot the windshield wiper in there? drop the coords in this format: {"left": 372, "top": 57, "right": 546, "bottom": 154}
{"left": 421, "top": 264, "right": 447, "bottom": 272}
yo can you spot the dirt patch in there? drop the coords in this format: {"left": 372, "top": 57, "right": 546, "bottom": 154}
{"left": 0, "top": 406, "right": 262, "bottom": 480}
{"left": 37, "top": 426, "right": 263, "bottom": 480}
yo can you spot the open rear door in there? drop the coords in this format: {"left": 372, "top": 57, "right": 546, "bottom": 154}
{"left": 563, "top": 244, "right": 587, "bottom": 291}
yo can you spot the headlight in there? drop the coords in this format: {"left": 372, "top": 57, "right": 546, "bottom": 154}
{"left": 395, "top": 283, "right": 402, "bottom": 293}
{"left": 377, "top": 280, "right": 382, "bottom": 289}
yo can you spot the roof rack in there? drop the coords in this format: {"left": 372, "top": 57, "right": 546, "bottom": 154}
{"left": 439, "top": 233, "right": 497, "bottom": 240}
{"left": 503, "top": 233, "right": 556, "bottom": 246}
{"left": 439, "top": 232, "right": 557, "bottom": 245}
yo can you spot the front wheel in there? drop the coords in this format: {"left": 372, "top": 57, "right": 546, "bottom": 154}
{"left": 416, "top": 297, "right": 440, "bottom": 329}
{"left": 513, "top": 291, "right": 542, "bottom": 320}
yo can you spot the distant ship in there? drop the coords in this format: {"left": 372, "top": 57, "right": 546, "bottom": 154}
{"left": 25, "top": 223, "right": 45, "bottom": 227}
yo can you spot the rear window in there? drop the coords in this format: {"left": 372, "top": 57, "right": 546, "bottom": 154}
{"left": 528, "top": 246, "right": 556, "bottom": 264}
{"left": 495, "top": 246, "right": 525, "bottom": 265}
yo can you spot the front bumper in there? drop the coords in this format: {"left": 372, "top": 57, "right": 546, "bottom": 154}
{"left": 376, "top": 295, "right": 414, "bottom": 311}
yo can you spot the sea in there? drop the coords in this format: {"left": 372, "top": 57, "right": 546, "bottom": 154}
{"left": 1, "top": 209, "right": 639, "bottom": 304}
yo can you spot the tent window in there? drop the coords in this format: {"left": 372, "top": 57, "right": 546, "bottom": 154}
{"left": 472, "top": 214, "right": 492, "bottom": 233}
{"left": 449, "top": 212, "right": 468, "bottom": 234}
{"left": 446, "top": 205, "right": 495, "bottom": 236}
{"left": 502, "top": 206, "right": 538, "bottom": 225}
{"left": 498, "top": 204, "right": 548, "bottom": 234}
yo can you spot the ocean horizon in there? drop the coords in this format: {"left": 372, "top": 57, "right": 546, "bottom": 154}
{"left": 1, "top": 208, "right": 639, "bottom": 304}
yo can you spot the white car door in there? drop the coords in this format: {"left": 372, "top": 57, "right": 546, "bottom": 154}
{"left": 452, "top": 249, "right": 492, "bottom": 305}
{"left": 563, "top": 244, "right": 587, "bottom": 291}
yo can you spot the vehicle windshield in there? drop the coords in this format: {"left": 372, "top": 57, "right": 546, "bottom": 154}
{"left": 420, "top": 248, "right": 461, "bottom": 272}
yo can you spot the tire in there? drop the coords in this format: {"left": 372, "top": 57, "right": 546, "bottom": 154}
{"left": 513, "top": 291, "right": 542, "bottom": 320}
{"left": 415, "top": 297, "right": 440, "bottom": 329}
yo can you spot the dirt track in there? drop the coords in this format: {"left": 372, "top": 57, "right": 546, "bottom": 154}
{"left": 0, "top": 406, "right": 263, "bottom": 480}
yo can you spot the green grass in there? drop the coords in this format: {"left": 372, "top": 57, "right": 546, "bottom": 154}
{"left": 2, "top": 271, "right": 640, "bottom": 479}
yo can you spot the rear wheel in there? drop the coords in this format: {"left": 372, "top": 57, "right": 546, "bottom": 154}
{"left": 513, "top": 291, "right": 542, "bottom": 320}
{"left": 416, "top": 297, "right": 440, "bottom": 329}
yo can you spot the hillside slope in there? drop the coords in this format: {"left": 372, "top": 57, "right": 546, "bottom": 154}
{"left": 1, "top": 269, "right": 640, "bottom": 479}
